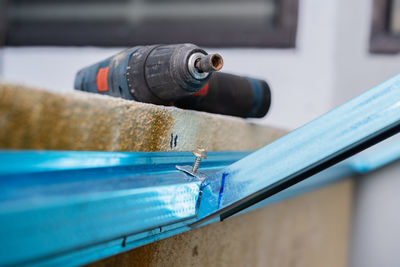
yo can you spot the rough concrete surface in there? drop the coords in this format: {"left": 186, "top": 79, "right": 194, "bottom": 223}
{"left": 0, "top": 83, "right": 285, "bottom": 152}
{"left": 0, "top": 83, "right": 353, "bottom": 267}
{"left": 88, "top": 180, "right": 352, "bottom": 267}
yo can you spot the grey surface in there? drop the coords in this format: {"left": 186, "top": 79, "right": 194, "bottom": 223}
{"left": 350, "top": 162, "right": 400, "bottom": 267}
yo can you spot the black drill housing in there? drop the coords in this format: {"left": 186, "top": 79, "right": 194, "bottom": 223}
{"left": 127, "top": 44, "right": 211, "bottom": 104}
{"left": 74, "top": 43, "right": 215, "bottom": 105}
{"left": 176, "top": 73, "right": 271, "bottom": 118}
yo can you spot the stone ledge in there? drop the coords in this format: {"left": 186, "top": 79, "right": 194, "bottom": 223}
{"left": 0, "top": 83, "right": 285, "bottom": 152}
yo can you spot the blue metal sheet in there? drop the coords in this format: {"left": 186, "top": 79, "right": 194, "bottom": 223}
{"left": 8, "top": 134, "right": 399, "bottom": 267}
{"left": 242, "top": 133, "right": 400, "bottom": 216}
{"left": 0, "top": 151, "right": 248, "bottom": 266}
{"left": 0, "top": 150, "right": 250, "bottom": 175}
{"left": 347, "top": 133, "right": 400, "bottom": 173}
{"left": 195, "top": 74, "right": 400, "bottom": 223}
{"left": 1, "top": 134, "right": 400, "bottom": 266}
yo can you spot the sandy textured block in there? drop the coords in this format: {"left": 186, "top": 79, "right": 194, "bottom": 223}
{"left": 0, "top": 83, "right": 352, "bottom": 267}
{"left": 0, "top": 83, "right": 285, "bottom": 151}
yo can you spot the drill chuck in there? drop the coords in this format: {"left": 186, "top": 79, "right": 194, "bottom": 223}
{"left": 189, "top": 53, "right": 223, "bottom": 79}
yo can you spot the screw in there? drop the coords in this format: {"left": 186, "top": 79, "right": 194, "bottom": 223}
{"left": 192, "top": 148, "right": 207, "bottom": 173}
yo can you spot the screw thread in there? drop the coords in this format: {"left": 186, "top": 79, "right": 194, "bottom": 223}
{"left": 192, "top": 157, "right": 201, "bottom": 173}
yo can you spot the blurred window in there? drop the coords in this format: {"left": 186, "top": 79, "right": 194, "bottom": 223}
{"left": 390, "top": 0, "right": 400, "bottom": 33}
{"left": 370, "top": 0, "right": 400, "bottom": 53}
{"left": 3, "top": 0, "right": 298, "bottom": 47}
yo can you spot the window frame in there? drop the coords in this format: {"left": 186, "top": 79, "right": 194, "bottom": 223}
{"left": 3, "top": 0, "right": 299, "bottom": 48}
{"left": 370, "top": 0, "right": 400, "bottom": 54}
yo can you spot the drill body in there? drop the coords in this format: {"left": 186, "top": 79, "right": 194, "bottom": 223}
{"left": 75, "top": 47, "right": 139, "bottom": 100}
{"left": 74, "top": 43, "right": 271, "bottom": 118}
{"left": 75, "top": 44, "right": 220, "bottom": 105}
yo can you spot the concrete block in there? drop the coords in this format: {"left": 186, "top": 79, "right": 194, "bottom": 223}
{"left": 0, "top": 83, "right": 285, "bottom": 152}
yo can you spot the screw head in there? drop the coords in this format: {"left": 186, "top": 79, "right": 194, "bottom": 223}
{"left": 193, "top": 148, "right": 207, "bottom": 158}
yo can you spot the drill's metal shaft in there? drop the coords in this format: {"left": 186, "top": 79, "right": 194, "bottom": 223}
{"left": 188, "top": 53, "right": 223, "bottom": 80}
{"left": 195, "top": 54, "right": 223, "bottom": 73}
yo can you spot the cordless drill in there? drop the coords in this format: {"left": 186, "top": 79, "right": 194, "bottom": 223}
{"left": 74, "top": 43, "right": 271, "bottom": 118}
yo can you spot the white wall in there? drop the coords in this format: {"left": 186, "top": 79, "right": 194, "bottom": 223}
{"left": 333, "top": 0, "right": 400, "bottom": 105}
